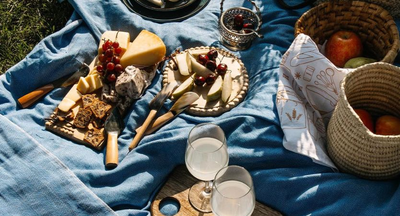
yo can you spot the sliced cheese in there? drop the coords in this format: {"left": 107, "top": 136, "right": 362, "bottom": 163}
{"left": 98, "top": 31, "right": 130, "bottom": 57}
{"left": 120, "top": 30, "right": 166, "bottom": 67}
{"left": 85, "top": 75, "right": 95, "bottom": 93}
{"left": 77, "top": 77, "right": 90, "bottom": 94}
{"left": 83, "top": 74, "right": 104, "bottom": 94}
{"left": 58, "top": 97, "right": 76, "bottom": 113}
{"left": 64, "top": 84, "right": 82, "bottom": 102}
{"left": 89, "top": 68, "right": 99, "bottom": 76}
{"left": 91, "top": 74, "right": 104, "bottom": 91}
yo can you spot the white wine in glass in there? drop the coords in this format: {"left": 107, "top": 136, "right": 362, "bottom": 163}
{"left": 185, "top": 123, "right": 229, "bottom": 213}
{"left": 211, "top": 165, "right": 255, "bottom": 216}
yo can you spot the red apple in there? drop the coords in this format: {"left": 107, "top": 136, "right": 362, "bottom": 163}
{"left": 354, "top": 109, "right": 374, "bottom": 132}
{"left": 375, "top": 115, "right": 400, "bottom": 135}
{"left": 325, "top": 30, "right": 363, "bottom": 68}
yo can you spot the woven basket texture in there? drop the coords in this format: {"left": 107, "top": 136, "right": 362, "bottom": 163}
{"left": 314, "top": 0, "right": 400, "bottom": 18}
{"left": 295, "top": 1, "right": 400, "bottom": 64}
{"left": 327, "top": 62, "right": 400, "bottom": 180}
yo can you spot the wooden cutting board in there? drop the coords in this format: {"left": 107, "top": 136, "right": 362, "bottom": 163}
{"left": 151, "top": 165, "right": 283, "bottom": 216}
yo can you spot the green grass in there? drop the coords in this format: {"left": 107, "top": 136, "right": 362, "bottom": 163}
{"left": 0, "top": 0, "right": 74, "bottom": 75}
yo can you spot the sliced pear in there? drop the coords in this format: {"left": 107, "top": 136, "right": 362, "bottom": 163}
{"left": 172, "top": 75, "right": 195, "bottom": 99}
{"left": 188, "top": 49, "right": 208, "bottom": 58}
{"left": 207, "top": 75, "right": 223, "bottom": 102}
{"left": 221, "top": 71, "right": 232, "bottom": 103}
{"left": 189, "top": 53, "right": 213, "bottom": 77}
{"left": 175, "top": 52, "right": 191, "bottom": 76}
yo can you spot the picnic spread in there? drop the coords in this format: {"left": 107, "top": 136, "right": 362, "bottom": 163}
{"left": 2, "top": 0, "right": 400, "bottom": 215}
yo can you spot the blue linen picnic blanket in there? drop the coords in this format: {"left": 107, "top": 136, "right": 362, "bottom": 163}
{"left": 1, "top": 0, "right": 400, "bottom": 215}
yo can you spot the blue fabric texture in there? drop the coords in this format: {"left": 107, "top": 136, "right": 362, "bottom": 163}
{"left": 1, "top": 0, "right": 400, "bottom": 215}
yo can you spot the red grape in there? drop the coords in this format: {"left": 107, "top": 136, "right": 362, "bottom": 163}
{"left": 114, "top": 64, "right": 123, "bottom": 73}
{"left": 107, "top": 62, "right": 115, "bottom": 71}
{"left": 96, "top": 65, "right": 104, "bottom": 72}
{"left": 107, "top": 73, "right": 117, "bottom": 82}
{"left": 105, "top": 48, "right": 113, "bottom": 57}
{"left": 115, "top": 47, "right": 122, "bottom": 55}
{"left": 113, "top": 56, "right": 120, "bottom": 64}
{"left": 112, "top": 41, "right": 119, "bottom": 49}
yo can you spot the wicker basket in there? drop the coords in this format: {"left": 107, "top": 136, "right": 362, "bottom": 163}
{"left": 314, "top": 0, "right": 400, "bottom": 18}
{"left": 327, "top": 62, "right": 400, "bottom": 180}
{"left": 294, "top": 1, "right": 400, "bottom": 64}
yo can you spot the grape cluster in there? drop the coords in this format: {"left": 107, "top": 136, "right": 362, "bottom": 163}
{"left": 96, "top": 39, "right": 124, "bottom": 83}
{"left": 194, "top": 49, "right": 228, "bottom": 87}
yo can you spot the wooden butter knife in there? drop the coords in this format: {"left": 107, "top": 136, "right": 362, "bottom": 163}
{"left": 128, "top": 82, "right": 177, "bottom": 151}
{"left": 136, "top": 91, "right": 199, "bottom": 135}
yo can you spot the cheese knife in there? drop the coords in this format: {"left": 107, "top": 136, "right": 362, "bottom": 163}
{"left": 104, "top": 107, "right": 124, "bottom": 169}
{"left": 17, "top": 63, "right": 90, "bottom": 108}
{"left": 136, "top": 91, "right": 199, "bottom": 135}
{"left": 128, "top": 82, "right": 178, "bottom": 151}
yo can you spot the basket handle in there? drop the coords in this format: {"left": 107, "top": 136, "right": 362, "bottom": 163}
{"left": 219, "top": 0, "right": 262, "bottom": 33}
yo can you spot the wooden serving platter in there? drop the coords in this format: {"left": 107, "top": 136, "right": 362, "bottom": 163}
{"left": 151, "top": 165, "right": 283, "bottom": 216}
{"left": 44, "top": 59, "right": 109, "bottom": 150}
{"left": 163, "top": 46, "right": 249, "bottom": 116}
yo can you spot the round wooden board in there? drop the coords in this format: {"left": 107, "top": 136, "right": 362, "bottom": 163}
{"left": 162, "top": 46, "right": 249, "bottom": 116}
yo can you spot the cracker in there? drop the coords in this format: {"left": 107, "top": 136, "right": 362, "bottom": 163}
{"left": 84, "top": 128, "right": 104, "bottom": 149}
{"left": 73, "top": 108, "right": 92, "bottom": 129}
{"left": 82, "top": 94, "right": 97, "bottom": 109}
{"left": 90, "top": 99, "right": 112, "bottom": 119}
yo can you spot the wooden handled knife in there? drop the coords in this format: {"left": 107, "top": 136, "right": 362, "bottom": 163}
{"left": 17, "top": 63, "right": 89, "bottom": 108}
{"left": 136, "top": 91, "right": 199, "bottom": 135}
{"left": 128, "top": 82, "right": 178, "bottom": 152}
{"left": 104, "top": 107, "right": 124, "bottom": 169}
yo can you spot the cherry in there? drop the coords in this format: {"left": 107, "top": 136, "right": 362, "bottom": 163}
{"left": 234, "top": 14, "right": 244, "bottom": 29}
{"left": 207, "top": 49, "right": 218, "bottom": 60}
{"left": 205, "top": 74, "right": 216, "bottom": 85}
{"left": 206, "top": 60, "right": 217, "bottom": 71}
{"left": 194, "top": 76, "right": 206, "bottom": 86}
{"left": 198, "top": 54, "right": 209, "bottom": 65}
{"left": 217, "top": 63, "right": 228, "bottom": 76}
{"left": 243, "top": 23, "right": 254, "bottom": 33}
{"left": 243, "top": 23, "right": 254, "bottom": 29}
{"left": 107, "top": 62, "right": 115, "bottom": 71}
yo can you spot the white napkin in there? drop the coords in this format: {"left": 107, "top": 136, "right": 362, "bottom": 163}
{"left": 277, "top": 33, "right": 354, "bottom": 169}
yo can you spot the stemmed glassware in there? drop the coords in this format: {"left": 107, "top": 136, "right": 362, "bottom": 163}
{"left": 185, "top": 123, "right": 229, "bottom": 213}
{"left": 211, "top": 165, "right": 256, "bottom": 216}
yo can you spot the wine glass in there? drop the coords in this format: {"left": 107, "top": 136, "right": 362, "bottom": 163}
{"left": 211, "top": 165, "right": 255, "bottom": 216}
{"left": 185, "top": 123, "right": 229, "bottom": 213}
